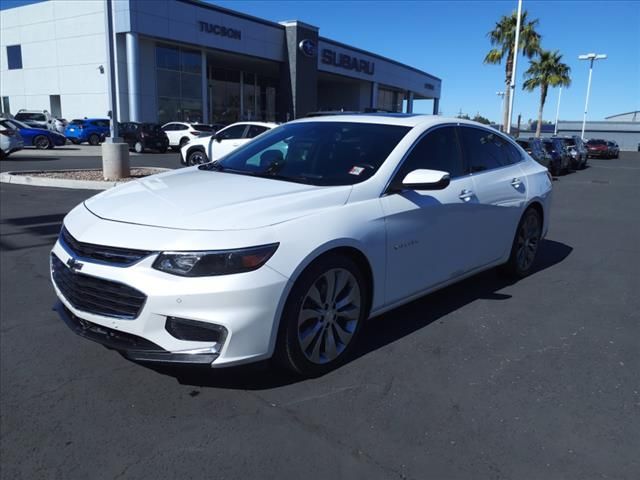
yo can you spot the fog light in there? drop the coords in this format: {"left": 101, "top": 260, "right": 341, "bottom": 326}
{"left": 165, "top": 317, "right": 227, "bottom": 343}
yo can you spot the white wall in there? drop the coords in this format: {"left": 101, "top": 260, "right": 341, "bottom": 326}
{"left": 0, "top": 0, "right": 109, "bottom": 119}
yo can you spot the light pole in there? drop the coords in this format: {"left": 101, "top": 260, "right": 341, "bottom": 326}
{"left": 553, "top": 86, "right": 562, "bottom": 135}
{"left": 578, "top": 52, "right": 607, "bottom": 140}
{"left": 496, "top": 91, "right": 505, "bottom": 131}
{"left": 506, "top": 0, "right": 523, "bottom": 134}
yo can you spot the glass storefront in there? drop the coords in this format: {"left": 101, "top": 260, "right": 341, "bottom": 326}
{"left": 209, "top": 68, "right": 278, "bottom": 124}
{"left": 156, "top": 44, "right": 203, "bottom": 124}
{"left": 377, "top": 87, "right": 404, "bottom": 112}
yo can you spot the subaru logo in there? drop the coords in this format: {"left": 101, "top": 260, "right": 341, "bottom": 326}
{"left": 66, "top": 257, "right": 84, "bottom": 271}
{"left": 298, "top": 39, "right": 317, "bottom": 58}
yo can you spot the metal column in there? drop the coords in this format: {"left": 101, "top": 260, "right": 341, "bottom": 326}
{"left": 406, "top": 92, "right": 414, "bottom": 113}
{"left": 371, "top": 82, "right": 379, "bottom": 110}
{"left": 125, "top": 32, "right": 140, "bottom": 122}
{"left": 201, "top": 51, "right": 208, "bottom": 123}
{"left": 433, "top": 98, "right": 440, "bottom": 115}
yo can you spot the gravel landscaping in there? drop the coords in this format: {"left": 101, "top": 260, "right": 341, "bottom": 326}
{"left": 24, "top": 167, "right": 168, "bottom": 182}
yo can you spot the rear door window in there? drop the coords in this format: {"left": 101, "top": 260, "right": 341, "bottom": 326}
{"left": 460, "top": 127, "right": 519, "bottom": 172}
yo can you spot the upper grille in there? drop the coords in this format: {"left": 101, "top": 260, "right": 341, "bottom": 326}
{"left": 51, "top": 254, "right": 147, "bottom": 319}
{"left": 60, "top": 227, "right": 153, "bottom": 266}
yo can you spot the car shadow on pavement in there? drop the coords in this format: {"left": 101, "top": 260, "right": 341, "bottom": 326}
{"left": 0, "top": 213, "right": 65, "bottom": 251}
{"left": 148, "top": 239, "right": 573, "bottom": 390}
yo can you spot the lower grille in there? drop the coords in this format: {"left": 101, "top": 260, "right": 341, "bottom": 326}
{"left": 51, "top": 254, "right": 146, "bottom": 319}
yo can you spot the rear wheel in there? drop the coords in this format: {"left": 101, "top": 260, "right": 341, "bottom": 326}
{"left": 134, "top": 141, "right": 144, "bottom": 154}
{"left": 277, "top": 253, "right": 369, "bottom": 377}
{"left": 34, "top": 135, "right": 50, "bottom": 150}
{"left": 88, "top": 133, "right": 100, "bottom": 146}
{"left": 158, "top": 146, "right": 168, "bottom": 154}
{"left": 500, "top": 208, "right": 542, "bottom": 279}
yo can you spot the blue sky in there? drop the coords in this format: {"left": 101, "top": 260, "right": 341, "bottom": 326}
{"left": 3, "top": 0, "right": 639, "bottom": 122}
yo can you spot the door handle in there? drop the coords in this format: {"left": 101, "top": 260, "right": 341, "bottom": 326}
{"left": 511, "top": 177, "right": 522, "bottom": 188}
{"left": 459, "top": 189, "right": 474, "bottom": 201}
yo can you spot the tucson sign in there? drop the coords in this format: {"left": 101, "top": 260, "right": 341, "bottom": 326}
{"left": 198, "top": 21, "right": 241, "bottom": 40}
{"left": 320, "top": 49, "right": 375, "bottom": 75}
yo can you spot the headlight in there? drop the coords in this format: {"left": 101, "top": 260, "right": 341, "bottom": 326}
{"left": 152, "top": 243, "right": 279, "bottom": 277}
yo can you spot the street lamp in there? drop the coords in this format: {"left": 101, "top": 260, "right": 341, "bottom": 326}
{"left": 496, "top": 91, "right": 505, "bottom": 131}
{"left": 553, "top": 86, "right": 562, "bottom": 135}
{"left": 578, "top": 52, "right": 607, "bottom": 140}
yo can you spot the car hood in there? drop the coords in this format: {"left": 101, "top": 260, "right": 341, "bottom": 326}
{"left": 84, "top": 167, "right": 352, "bottom": 231}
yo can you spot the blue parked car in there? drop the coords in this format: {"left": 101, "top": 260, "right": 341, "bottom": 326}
{"left": 65, "top": 118, "right": 110, "bottom": 145}
{"left": 0, "top": 118, "right": 66, "bottom": 149}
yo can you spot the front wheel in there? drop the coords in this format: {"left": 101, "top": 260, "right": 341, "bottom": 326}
{"left": 34, "top": 135, "right": 51, "bottom": 150}
{"left": 277, "top": 254, "right": 369, "bottom": 377}
{"left": 134, "top": 141, "right": 144, "bottom": 153}
{"left": 500, "top": 208, "right": 542, "bottom": 279}
{"left": 88, "top": 133, "right": 100, "bottom": 146}
{"left": 187, "top": 149, "right": 208, "bottom": 165}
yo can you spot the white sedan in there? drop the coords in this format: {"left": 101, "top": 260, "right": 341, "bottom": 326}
{"left": 179, "top": 121, "right": 277, "bottom": 165}
{"left": 50, "top": 115, "right": 552, "bottom": 377}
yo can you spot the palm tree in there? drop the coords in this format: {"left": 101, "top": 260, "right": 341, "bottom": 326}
{"left": 523, "top": 50, "right": 571, "bottom": 137}
{"left": 485, "top": 10, "right": 541, "bottom": 131}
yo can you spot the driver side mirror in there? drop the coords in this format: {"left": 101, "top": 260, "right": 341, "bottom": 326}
{"left": 393, "top": 169, "right": 451, "bottom": 192}
{"left": 214, "top": 133, "right": 223, "bottom": 143}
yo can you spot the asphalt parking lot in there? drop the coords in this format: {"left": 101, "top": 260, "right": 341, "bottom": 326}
{"left": 1, "top": 151, "right": 639, "bottom": 479}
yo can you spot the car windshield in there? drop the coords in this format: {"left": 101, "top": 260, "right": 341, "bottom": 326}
{"left": 70, "top": 119, "right": 85, "bottom": 125}
{"left": 202, "top": 122, "right": 411, "bottom": 186}
{"left": 15, "top": 113, "right": 46, "bottom": 121}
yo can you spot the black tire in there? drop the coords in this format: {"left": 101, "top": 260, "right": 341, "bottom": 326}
{"left": 33, "top": 135, "right": 50, "bottom": 150}
{"left": 158, "top": 146, "right": 168, "bottom": 154}
{"left": 187, "top": 148, "right": 208, "bottom": 165}
{"left": 500, "top": 207, "right": 542, "bottom": 279}
{"left": 179, "top": 137, "right": 190, "bottom": 148}
{"left": 70, "top": 138, "right": 80, "bottom": 145}
{"left": 134, "top": 141, "right": 144, "bottom": 154}
{"left": 276, "top": 253, "right": 370, "bottom": 377}
{"left": 88, "top": 133, "right": 100, "bottom": 146}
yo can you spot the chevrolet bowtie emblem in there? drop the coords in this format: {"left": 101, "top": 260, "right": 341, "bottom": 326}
{"left": 66, "top": 257, "right": 84, "bottom": 271}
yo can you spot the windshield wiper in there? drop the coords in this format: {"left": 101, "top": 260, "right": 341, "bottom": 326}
{"left": 198, "top": 160, "right": 224, "bottom": 171}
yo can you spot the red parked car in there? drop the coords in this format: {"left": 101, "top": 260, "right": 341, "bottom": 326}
{"left": 586, "top": 139, "right": 611, "bottom": 159}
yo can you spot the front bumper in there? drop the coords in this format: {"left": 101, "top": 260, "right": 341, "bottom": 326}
{"left": 54, "top": 301, "right": 219, "bottom": 364}
{"left": 50, "top": 238, "right": 290, "bottom": 367}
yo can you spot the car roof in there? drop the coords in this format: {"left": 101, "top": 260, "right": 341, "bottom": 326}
{"left": 224, "top": 121, "right": 278, "bottom": 129}
{"left": 288, "top": 113, "right": 494, "bottom": 130}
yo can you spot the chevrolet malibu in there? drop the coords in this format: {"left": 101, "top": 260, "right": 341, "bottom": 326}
{"left": 50, "top": 115, "right": 552, "bottom": 376}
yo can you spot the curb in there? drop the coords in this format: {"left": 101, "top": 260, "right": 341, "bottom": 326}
{"left": 0, "top": 168, "right": 170, "bottom": 190}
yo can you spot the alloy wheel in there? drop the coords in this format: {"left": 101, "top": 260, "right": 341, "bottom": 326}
{"left": 297, "top": 268, "right": 361, "bottom": 365}
{"left": 34, "top": 136, "right": 50, "bottom": 149}
{"left": 516, "top": 212, "right": 541, "bottom": 271}
{"left": 189, "top": 151, "right": 207, "bottom": 165}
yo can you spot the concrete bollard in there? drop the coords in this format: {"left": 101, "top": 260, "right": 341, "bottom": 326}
{"left": 101, "top": 140, "right": 130, "bottom": 180}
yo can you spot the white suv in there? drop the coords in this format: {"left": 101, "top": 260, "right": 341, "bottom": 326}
{"left": 14, "top": 110, "right": 55, "bottom": 131}
{"left": 161, "top": 122, "right": 225, "bottom": 150}
{"left": 180, "top": 121, "right": 277, "bottom": 165}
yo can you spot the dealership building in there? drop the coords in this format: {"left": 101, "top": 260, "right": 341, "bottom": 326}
{"left": 0, "top": 0, "right": 441, "bottom": 125}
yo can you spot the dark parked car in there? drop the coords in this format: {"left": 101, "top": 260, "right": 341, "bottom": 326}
{"left": 586, "top": 139, "right": 610, "bottom": 159}
{"left": 118, "top": 122, "right": 169, "bottom": 153}
{"left": 555, "top": 136, "right": 588, "bottom": 169}
{"left": 65, "top": 118, "right": 111, "bottom": 145}
{"left": 516, "top": 138, "right": 558, "bottom": 174}
{"left": 0, "top": 118, "right": 66, "bottom": 149}
{"left": 606, "top": 141, "right": 620, "bottom": 159}
{"left": 542, "top": 137, "right": 571, "bottom": 175}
